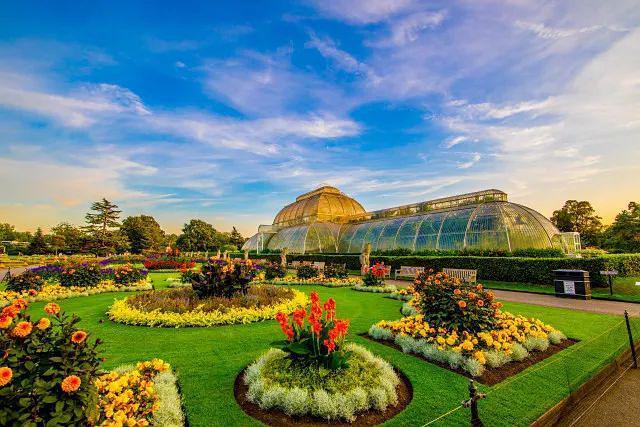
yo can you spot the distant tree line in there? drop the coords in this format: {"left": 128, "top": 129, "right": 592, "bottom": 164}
{"left": 0, "top": 198, "right": 247, "bottom": 256}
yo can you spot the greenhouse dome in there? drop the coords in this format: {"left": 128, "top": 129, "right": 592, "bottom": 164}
{"left": 242, "top": 187, "right": 571, "bottom": 254}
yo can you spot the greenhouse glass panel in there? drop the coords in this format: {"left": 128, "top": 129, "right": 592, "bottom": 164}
{"left": 464, "top": 204, "right": 510, "bottom": 250}
{"left": 337, "top": 225, "right": 359, "bottom": 252}
{"left": 363, "top": 221, "right": 388, "bottom": 251}
{"left": 376, "top": 218, "right": 407, "bottom": 251}
{"left": 307, "top": 223, "right": 340, "bottom": 253}
{"left": 437, "top": 208, "right": 475, "bottom": 250}
{"left": 241, "top": 233, "right": 260, "bottom": 251}
{"left": 415, "top": 212, "right": 447, "bottom": 251}
{"left": 499, "top": 203, "right": 550, "bottom": 250}
{"left": 345, "top": 222, "right": 372, "bottom": 253}
{"left": 395, "top": 216, "right": 423, "bottom": 250}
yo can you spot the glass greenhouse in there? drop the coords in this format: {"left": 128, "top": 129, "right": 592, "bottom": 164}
{"left": 242, "top": 186, "right": 572, "bottom": 254}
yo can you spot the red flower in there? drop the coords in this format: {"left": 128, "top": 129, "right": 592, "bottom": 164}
{"left": 477, "top": 299, "right": 485, "bottom": 307}
{"left": 310, "top": 291, "right": 319, "bottom": 304}
{"left": 292, "top": 308, "right": 306, "bottom": 327}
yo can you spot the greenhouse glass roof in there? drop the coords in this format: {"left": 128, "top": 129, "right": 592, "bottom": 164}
{"left": 242, "top": 187, "right": 566, "bottom": 254}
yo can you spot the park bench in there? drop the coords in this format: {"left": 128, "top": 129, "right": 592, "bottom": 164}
{"left": 312, "top": 261, "right": 325, "bottom": 271}
{"left": 289, "top": 261, "right": 301, "bottom": 268}
{"left": 383, "top": 265, "right": 392, "bottom": 279}
{"left": 394, "top": 266, "right": 425, "bottom": 280}
{"left": 443, "top": 268, "right": 477, "bottom": 284}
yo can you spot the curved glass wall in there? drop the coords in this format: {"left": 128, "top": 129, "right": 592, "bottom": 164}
{"left": 262, "top": 222, "right": 341, "bottom": 253}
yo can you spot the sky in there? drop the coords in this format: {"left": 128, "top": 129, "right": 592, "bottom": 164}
{"left": 0, "top": 0, "right": 639, "bottom": 236}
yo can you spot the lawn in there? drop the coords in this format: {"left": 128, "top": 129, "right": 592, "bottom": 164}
{"left": 23, "top": 272, "right": 640, "bottom": 426}
{"left": 483, "top": 276, "right": 640, "bottom": 303}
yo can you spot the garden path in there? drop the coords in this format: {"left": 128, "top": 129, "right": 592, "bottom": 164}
{"left": 385, "top": 279, "right": 640, "bottom": 316}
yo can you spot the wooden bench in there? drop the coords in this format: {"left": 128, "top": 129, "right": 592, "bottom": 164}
{"left": 312, "top": 261, "right": 325, "bottom": 271}
{"left": 443, "top": 268, "right": 477, "bottom": 284}
{"left": 394, "top": 266, "right": 425, "bottom": 280}
{"left": 383, "top": 265, "right": 392, "bottom": 279}
{"left": 289, "top": 261, "right": 301, "bottom": 268}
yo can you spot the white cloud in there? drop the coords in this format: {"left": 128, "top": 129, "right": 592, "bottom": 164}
{"left": 515, "top": 20, "right": 628, "bottom": 40}
{"left": 307, "top": 0, "right": 417, "bottom": 24}
{"left": 376, "top": 11, "right": 446, "bottom": 46}
{"left": 457, "top": 153, "right": 482, "bottom": 169}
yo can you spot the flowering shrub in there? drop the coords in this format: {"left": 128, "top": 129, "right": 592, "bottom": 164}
{"left": 362, "top": 262, "right": 386, "bottom": 287}
{"left": 273, "top": 291, "right": 350, "bottom": 370}
{"left": 414, "top": 271, "right": 498, "bottom": 333}
{"left": 108, "top": 288, "right": 308, "bottom": 328}
{"left": 264, "top": 261, "right": 286, "bottom": 280}
{"left": 261, "top": 276, "right": 361, "bottom": 287}
{"left": 296, "top": 265, "right": 319, "bottom": 279}
{"left": 186, "top": 259, "right": 259, "bottom": 299}
{"left": 60, "top": 262, "right": 102, "bottom": 288}
{"left": 143, "top": 259, "right": 196, "bottom": 270}
{"left": 323, "top": 263, "right": 348, "bottom": 279}
{"left": 5, "top": 270, "right": 45, "bottom": 292}
{"left": 0, "top": 300, "right": 102, "bottom": 425}
{"left": 28, "top": 264, "right": 63, "bottom": 281}
{"left": 111, "top": 264, "right": 148, "bottom": 285}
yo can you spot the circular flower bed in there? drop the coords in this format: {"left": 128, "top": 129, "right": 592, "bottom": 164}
{"left": 239, "top": 343, "right": 407, "bottom": 423}
{"left": 261, "top": 276, "right": 362, "bottom": 288}
{"left": 108, "top": 285, "right": 308, "bottom": 327}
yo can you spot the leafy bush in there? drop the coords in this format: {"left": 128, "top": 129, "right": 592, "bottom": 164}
{"left": 184, "top": 259, "right": 259, "bottom": 299}
{"left": 5, "top": 271, "right": 45, "bottom": 292}
{"left": 323, "top": 263, "right": 348, "bottom": 279}
{"left": 60, "top": 263, "right": 102, "bottom": 288}
{"left": 28, "top": 264, "right": 63, "bottom": 281}
{"left": 272, "top": 292, "right": 350, "bottom": 370}
{"left": 296, "top": 265, "right": 318, "bottom": 279}
{"left": 414, "top": 271, "right": 498, "bottom": 333}
{"left": 264, "top": 262, "right": 286, "bottom": 280}
{"left": 0, "top": 300, "right": 102, "bottom": 426}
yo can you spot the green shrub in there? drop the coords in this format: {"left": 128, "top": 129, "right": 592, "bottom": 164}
{"left": 264, "top": 262, "right": 286, "bottom": 280}
{"left": 0, "top": 301, "right": 102, "bottom": 426}
{"left": 5, "top": 271, "right": 45, "bottom": 292}
{"left": 112, "top": 264, "right": 147, "bottom": 285}
{"left": 296, "top": 265, "right": 318, "bottom": 279}
{"left": 60, "top": 263, "right": 102, "bottom": 287}
{"left": 323, "top": 264, "right": 348, "bottom": 279}
{"left": 184, "top": 259, "right": 259, "bottom": 298}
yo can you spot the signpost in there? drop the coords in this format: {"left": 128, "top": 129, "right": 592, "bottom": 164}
{"left": 600, "top": 270, "right": 618, "bottom": 296}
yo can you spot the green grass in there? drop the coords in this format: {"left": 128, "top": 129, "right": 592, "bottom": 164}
{"left": 22, "top": 272, "right": 640, "bottom": 426}
{"left": 484, "top": 277, "right": 640, "bottom": 303}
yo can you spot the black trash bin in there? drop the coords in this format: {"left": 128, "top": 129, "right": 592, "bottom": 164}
{"left": 553, "top": 270, "right": 591, "bottom": 300}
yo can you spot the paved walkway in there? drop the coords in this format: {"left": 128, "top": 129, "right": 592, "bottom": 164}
{"left": 385, "top": 279, "right": 640, "bottom": 316}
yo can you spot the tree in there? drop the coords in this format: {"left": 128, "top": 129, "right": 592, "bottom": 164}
{"left": 120, "top": 215, "right": 165, "bottom": 254}
{"left": 229, "top": 227, "right": 247, "bottom": 250}
{"left": 551, "top": 200, "right": 603, "bottom": 247}
{"left": 50, "top": 222, "right": 85, "bottom": 254}
{"left": 163, "top": 233, "right": 178, "bottom": 249}
{"left": 176, "top": 220, "right": 221, "bottom": 252}
{"left": 0, "top": 223, "right": 31, "bottom": 242}
{"left": 28, "top": 228, "right": 48, "bottom": 255}
{"left": 602, "top": 202, "right": 640, "bottom": 253}
{"left": 83, "top": 199, "right": 126, "bottom": 255}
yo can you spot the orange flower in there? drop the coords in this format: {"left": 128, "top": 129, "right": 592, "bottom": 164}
{"left": 476, "top": 284, "right": 483, "bottom": 291}
{"left": 453, "top": 288, "right": 461, "bottom": 295}
{"left": 28, "top": 289, "right": 38, "bottom": 296}
{"left": 61, "top": 375, "right": 81, "bottom": 393}
{"left": 2, "top": 305, "right": 19, "bottom": 318}
{"left": 476, "top": 299, "right": 485, "bottom": 307}
{"left": 0, "top": 367, "right": 12, "bottom": 387}
{"left": 0, "top": 314, "right": 12, "bottom": 329}
{"left": 37, "top": 317, "right": 51, "bottom": 330}
{"left": 458, "top": 300, "right": 467, "bottom": 309}
{"left": 71, "top": 330, "right": 88, "bottom": 344}
{"left": 44, "top": 303, "right": 60, "bottom": 315}
{"left": 12, "top": 299, "right": 28, "bottom": 310}
{"left": 12, "top": 321, "right": 33, "bottom": 338}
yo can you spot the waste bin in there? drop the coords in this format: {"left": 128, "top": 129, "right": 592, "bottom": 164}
{"left": 553, "top": 270, "right": 591, "bottom": 300}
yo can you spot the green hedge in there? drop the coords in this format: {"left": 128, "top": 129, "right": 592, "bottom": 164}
{"left": 247, "top": 253, "right": 640, "bottom": 287}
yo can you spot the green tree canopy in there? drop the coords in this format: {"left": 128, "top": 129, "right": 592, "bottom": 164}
{"left": 83, "top": 199, "right": 127, "bottom": 255}
{"left": 229, "top": 226, "right": 246, "bottom": 250}
{"left": 0, "top": 223, "right": 32, "bottom": 242}
{"left": 176, "top": 219, "right": 231, "bottom": 252}
{"left": 602, "top": 202, "right": 640, "bottom": 253}
{"left": 120, "top": 215, "right": 165, "bottom": 254}
{"left": 50, "top": 222, "right": 85, "bottom": 253}
{"left": 551, "top": 200, "right": 603, "bottom": 247}
{"left": 28, "top": 228, "right": 48, "bottom": 255}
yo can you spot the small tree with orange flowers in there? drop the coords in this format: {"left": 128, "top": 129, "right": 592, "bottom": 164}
{"left": 0, "top": 300, "right": 102, "bottom": 425}
{"left": 273, "top": 291, "right": 350, "bottom": 370}
{"left": 413, "top": 271, "right": 501, "bottom": 333}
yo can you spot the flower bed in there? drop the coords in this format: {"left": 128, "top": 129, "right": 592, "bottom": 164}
{"left": 260, "top": 276, "right": 361, "bottom": 288}
{"left": 387, "top": 287, "right": 414, "bottom": 301}
{"left": 108, "top": 285, "right": 308, "bottom": 327}
{"left": 236, "top": 291, "right": 411, "bottom": 424}
{"left": 0, "top": 280, "right": 152, "bottom": 308}
{"left": 353, "top": 284, "right": 397, "bottom": 293}
{"left": 96, "top": 359, "right": 185, "bottom": 427}
{"left": 367, "top": 271, "right": 568, "bottom": 380}
{"left": 143, "top": 259, "right": 196, "bottom": 270}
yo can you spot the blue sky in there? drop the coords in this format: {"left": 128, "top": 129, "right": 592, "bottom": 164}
{"left": 1, "top": 0, "right": 639, "bottom": 235}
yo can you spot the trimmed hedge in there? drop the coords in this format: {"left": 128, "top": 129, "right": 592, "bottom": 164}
{"left": 246, "top": 254, "right": 640, "bottom": 287}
